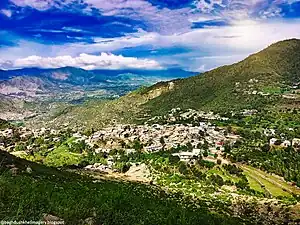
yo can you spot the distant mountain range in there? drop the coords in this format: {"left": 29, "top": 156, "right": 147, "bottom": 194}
{"left": 0, "top": 67, "right": 196, "bottom": 99}
{"left": 0, "top": 67, "right": 197, "bottom": 121}
{"left": 0, "top": 67, "right": 196, "bottom": 83}
{"left": 48, "top": 39, "right": 300, "bottom": 128}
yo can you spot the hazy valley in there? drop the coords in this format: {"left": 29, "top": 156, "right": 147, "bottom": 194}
{"left": 0, "top": 67, "right": 195, "bottom": 121}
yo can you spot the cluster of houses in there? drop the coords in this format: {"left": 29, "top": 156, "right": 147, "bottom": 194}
{"left": 1, "top": 117, "right": 299, "bottom": 166}
{"left": 0, "top": 127, "right": 60, "bottom": 139}
{"left": 269, "top": 137, "right": 300, "bottom": 149}
{"left": 0, "top": 115, "right": 241, "bottom": 164}
{"left": 147, "top": 108, "right": 229, "bottom": 124}
{"left": 0, "top": 126, "right": 70, "bottom": 153}
{"left": 89, "top": 122, "right": 239, "bottom": 162}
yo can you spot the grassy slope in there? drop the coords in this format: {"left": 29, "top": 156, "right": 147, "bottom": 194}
{"left": 145, "top": 39, "right": 300, "bottom": 115}
{"left": 48, "top": 85, "right": 171, "bottom": 128}
{"left": 0, "top": 119, "right": 10, "bottom": 129}
{"left": 0, "top": 151, "right": 244, "bottom": 225}
{"left": 242, "top": 166, "right": 296, "bottom": 197}
{"left": 242, "top": 165, "right": 300, "bottom": 196}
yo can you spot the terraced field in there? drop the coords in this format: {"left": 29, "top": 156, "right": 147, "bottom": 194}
{"left": 241, "top": 165, "right": 299, "bottom": 198}
{"left": 207, "top": 167, "right": 241, "bottom": 183}
{"left": 244, "top": 172, "right": 265, "bottom": 193}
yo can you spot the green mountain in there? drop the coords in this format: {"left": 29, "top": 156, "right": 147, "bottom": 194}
{"left": 47, "top": 39, "right": 300, "bottom": 128}
{"left": 144, "top": 39, "right": 300, "bottom": 115}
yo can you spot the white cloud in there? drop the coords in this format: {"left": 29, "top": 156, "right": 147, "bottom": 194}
{"left": 192, "top": 0, "right": 299, "bottom": 21}
{"left": 193, "top": 0, "right": 225, "bottom": 13}
{"left": 84, "top": 0, "right": 193, "bottom": 34}
{"left": 189, "top": 15, "right": 222, "bottom": 23}
{"left": 11, "top": 53, "right": 163, "bottom": 70}
{"left": 1, "top": 9, "right": 12, "bottom": 17}
{"left": 8, "top": 0, "right": 194, "bottom": 34}
{"left": 10, "top": 0, "right": 54, "bottom": 10}
{"left": 56, "top": 19, "right": 300, "bottom": 55}
{"left": 0, "top": 59, "right": 13, "bottom": 70}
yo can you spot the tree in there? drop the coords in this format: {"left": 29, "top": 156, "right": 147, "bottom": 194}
{"left": 15, "top": 144, "right": 25, "bottom": 151}
{"left": 224, "top": 142, "right": 231, "bottom": 154}
{"left": 133, "top": 140, "right": 143, "bottom": 151}
{"left": 197, "top": 143, "right": 202, "bottom": 149}
{"left": 160, "top": 136, "right": 165, "bottom": 146}
{"left": 186, "top": 142, "right": 193, "bottom": 152}
{"left": 261, "top": 144, "right": 270, "bottom": 152}
{"left": 236, "top": 179, "right": 249, "bottom": 190}
{"left": 178, "top": 162, "right": 189, "bottom": 175}
{"left": 119, "top": 140, "right": 126, "bottom": 148}
{"left": 210, "top": 174, "right": 224, "bottom": 186}
{"left": 199, "top": 130, "right": 205, "bottom": 137}
{"left": 226, "top": 126, "right": 233, "bottom": 134}
{"left": 203, "top": 140, "right": 209, "bottom": 150}
{"left": 169, "top": 155, "right": 180, "bottom": 164}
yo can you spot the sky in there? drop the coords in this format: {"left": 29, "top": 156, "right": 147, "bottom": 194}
{"left": 0, "top": 0, "right": 300, "bottom": 72}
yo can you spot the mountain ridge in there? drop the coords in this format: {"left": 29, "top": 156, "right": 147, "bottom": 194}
{"left": 0, "top": 67, "right": 196, "bottom": 97}
{"left": 143, "top": 38, "right": 300, "bottom": 114}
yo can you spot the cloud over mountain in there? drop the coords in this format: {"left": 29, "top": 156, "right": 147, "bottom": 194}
{"left": 9, "top": 53, "right": 163, "bottom": 70}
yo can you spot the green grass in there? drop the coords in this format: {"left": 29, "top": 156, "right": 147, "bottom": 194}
{"left": 242, "top": 166, "right": 291, "bottom": 197}
{"left": 0, "top": 151, "right": 245, "bottom": 225}
{"left": 262, "top": 178, "right": 291, "bottom": 197}
{"left": 261, "top": 86, "right": 282, "bottom": 94}
{"left": 244, "top": 166, "right": 300, "bottom": 196}
{"left": 207, "top": 167, "right": 241, "bottom": 183}
{"left": 243, "top": 170, "right": 265, "bottom": 193}
{"left": 43, "top": 145, "right": 83, "bottom": 167}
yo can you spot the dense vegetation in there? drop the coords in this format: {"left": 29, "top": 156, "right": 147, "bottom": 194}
{"left": 218, "top": 110, "right": 300, "bottom": 188}
{"left": 0, "top": 119, "right": 10, "bottom": 129}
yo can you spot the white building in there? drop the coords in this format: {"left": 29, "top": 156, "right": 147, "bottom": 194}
{"left": 269, "top": 138, "right": 278, "bottom": 146}
{"left": 172, "top": 152, "right": 197, "bottom": 162}
{"left": 281, "top": 140, "right": 291, "bottom": 148}
{"left": 292, "top": 138, "right": 300, "bottom": 148}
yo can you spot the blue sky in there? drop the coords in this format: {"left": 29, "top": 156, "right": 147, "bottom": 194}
{"left": 0, "top": 0, "right": 300, "bottom": 71}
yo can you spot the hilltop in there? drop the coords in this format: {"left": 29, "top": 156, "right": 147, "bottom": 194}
{"left": 49, "top": 39, "right": 300, "bottom": 128}
{"left": 144, "top": 39, "right": 300, "bottom": 115}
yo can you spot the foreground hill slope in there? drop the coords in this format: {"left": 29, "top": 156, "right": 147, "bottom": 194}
{"left": 0, "top": 150, "right": 243, "bottom": 224}
{"left": 46, "top": 39, "right": 300, "bottom": 128}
